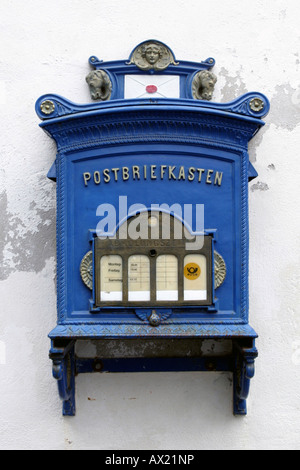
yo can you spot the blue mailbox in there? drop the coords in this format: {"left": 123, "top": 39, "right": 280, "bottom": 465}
{"left": 36, "top": 40, "right": 269, "bottom": 416}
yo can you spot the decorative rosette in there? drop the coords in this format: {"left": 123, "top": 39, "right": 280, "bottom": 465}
{"left": 214, "top": 251, "right": 226, "bottom": 289}
{"left": 80, "top": 251, "right": 93, "bottom": 290}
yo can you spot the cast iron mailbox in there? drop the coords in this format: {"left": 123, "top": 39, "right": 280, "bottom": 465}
{"left": 36, "top": 40, "right": 269, "bottom": 416}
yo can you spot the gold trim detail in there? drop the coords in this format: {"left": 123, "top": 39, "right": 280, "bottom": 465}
{"left": 80, "top": 251, "right": 93, "bottom": 290}
{"left": 40, "top": 100, "right": 55, "bottom": 115}
{"left": 249, "top": 97, "right": 264, "bottom": 112}
{"left": 214, "top": 251, "right": 226, "bottom": 289}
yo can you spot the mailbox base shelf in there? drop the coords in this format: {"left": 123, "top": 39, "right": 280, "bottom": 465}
{"left": 49, "top": 327, "right": 257, "bottom": 416}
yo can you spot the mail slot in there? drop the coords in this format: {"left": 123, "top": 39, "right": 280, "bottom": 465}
{"left": 36, "top": 40, "right": 269, "bottom": 416}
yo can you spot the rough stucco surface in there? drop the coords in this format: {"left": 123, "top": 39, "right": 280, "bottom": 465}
{"left": 0, "top": 0, "right": 299, "bottom": 450}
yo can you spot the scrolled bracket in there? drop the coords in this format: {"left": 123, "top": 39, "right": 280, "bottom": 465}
{"left": 233, "top": 339, "right": 258, "bottom": 415}
{"left": 49, "top": 340, "right": 76, "bottom": 416}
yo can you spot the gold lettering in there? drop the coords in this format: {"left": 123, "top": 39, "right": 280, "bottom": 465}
{"left": 83, "top": 172, "right": 91, "bottom": 186}
{"left": 197, "top": 168, "right": 205, "bottom": 182}
{"left": 178, "top": 166, "right": 185, "bottom": 180}
{"left": 132, "top": 165, "right": 140, "bottom": 180}
{"left": 206, "top": 169, "right": 213, "bottom": 184}
{"left": 82, "top": 164, "right": 224, "bottom": 188}
{"left": 122, "top": 167, "right": 129, "bottom": 181}
{"left": 93, "top": 171, "right": 101, "bottom": 184}
{"left": 160, "top": 165, "right": 167, "bottom": 179}
{"left": 214, "top": 171, "right": 223, "bottom": 186}
{"left": 111, "top": 168, "right": 119, "bottom": 181}
{"left": 103, "top": 169, "right": 110, "bottom": 183}
{"left": 188, "top": 167, "right": 195, "bottom": 181}
{"left": 151, "top": 165, "right": 157, "bottom": 179}
{"left": 169, "top": 166, "right": 176, "bottom": 180}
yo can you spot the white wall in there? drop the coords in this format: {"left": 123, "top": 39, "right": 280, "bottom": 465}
{"left": 0, "top": 0, "right": 299, "bottom": 450}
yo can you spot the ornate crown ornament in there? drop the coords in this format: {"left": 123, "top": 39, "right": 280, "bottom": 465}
{"left": 127, "top": 40, "right": 179, "bottom": 71}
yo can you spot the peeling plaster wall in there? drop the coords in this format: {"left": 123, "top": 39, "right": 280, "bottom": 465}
{"left": 0, "top": 0, "right": 299, "bottom": 450}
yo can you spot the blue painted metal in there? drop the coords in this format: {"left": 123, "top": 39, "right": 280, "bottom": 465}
{"left": 76, "top": 356, "right": 232, "bottom": 374}
{"left": 37, "top": 41, "right": 269, "bottom": 416}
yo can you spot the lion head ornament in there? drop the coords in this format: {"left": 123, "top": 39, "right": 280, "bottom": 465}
{"left": 86, "top": 69, "right": 112, "bottom": 101}
{"left": 192, "top": 70, "right": 217, "bottom": 101}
